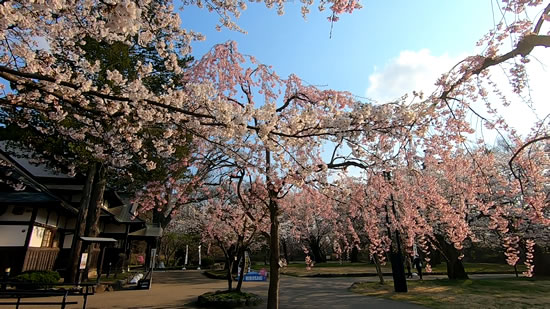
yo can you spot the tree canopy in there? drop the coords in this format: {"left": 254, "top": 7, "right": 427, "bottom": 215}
{"left": 1, "top": 0, "right": 550, "bottom": 308}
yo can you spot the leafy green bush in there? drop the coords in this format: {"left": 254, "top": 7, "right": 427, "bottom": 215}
{"left": 201, "top": 257, "right": 216, "bottom": 269}
{"left": 197, "top": 290, "right": 262, "bottom": 308}
{"left": 14, "top": 270, "right": 60, "bottom": 289}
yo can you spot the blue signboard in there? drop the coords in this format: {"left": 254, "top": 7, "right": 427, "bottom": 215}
{"left": 240, "top": 271, "right": 267, "bottom": 281}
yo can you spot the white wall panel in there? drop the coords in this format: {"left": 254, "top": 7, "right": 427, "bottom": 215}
{"left": 0, "top": 225, "right": 28, "bottom": 246}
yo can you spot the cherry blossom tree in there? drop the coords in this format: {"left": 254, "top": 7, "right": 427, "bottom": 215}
{"left": 0, "top": 1, "right": 370, "bottom": 303}
{"left": 200, "top": 178, "right": 270, "bottom": 292}
{"left": 0, "top": 22, "right": 198, "bottom": 282}
{"left": 281, "top": 189, "right": 338, "bottom": 264}
{"left": 2, "top": 0, "right": 550, "bottom": 307}
{"left": 187, "top": 40, "right": 423, "bottom": 306}
{"left": 419, "top": 0, "right": 550, "bottom": 278}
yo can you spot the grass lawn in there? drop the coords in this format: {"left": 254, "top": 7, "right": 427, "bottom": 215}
{"left": 281, "top": 262, "right": 391, "bottom": 277}
{"left": 428, "top": 262, "right": 525, "bottom": 273}
{"left": 204, "top": 269, "right": 229, "bottom": 279}
{"left": 350, "top": 278, "right": 550, "bottom": 308}
{"left": 281, "top": 262, "right": 525, "bottom": 277}
{"left": 198, "top": 290, "right": 262, "bottom": 307}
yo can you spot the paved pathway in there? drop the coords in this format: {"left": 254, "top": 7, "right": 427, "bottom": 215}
{"left": 22, "top": 271, "right": 233, "bottom": 309}
{"left": 22, "top": 270, "right": 515, "bottom": 308}
{"left": 246, "top": 275, "right": 426, "bottom": 309}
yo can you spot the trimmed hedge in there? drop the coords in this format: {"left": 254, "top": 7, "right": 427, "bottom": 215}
{"left": 197, "top": 290, "right": 262, "bottom": 308}
{"left": 14, "top": 270, "right": 61, "bottom": 289}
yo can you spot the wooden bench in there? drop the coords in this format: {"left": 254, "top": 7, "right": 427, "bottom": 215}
{"left": 0, "top": 290, "right": 78, "bottom": 308}
{"left": 0, "top": 282, "right": 96, "bottom": 309}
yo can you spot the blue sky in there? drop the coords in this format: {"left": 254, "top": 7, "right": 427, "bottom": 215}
{"left": 179, "top": 0, "right": 550, "bottom": 140}
{"left": 179, "top": 0, "right": 495, "bottom": 97}
{"left": 1, "top": 1, "right": 546, "bottom": 140}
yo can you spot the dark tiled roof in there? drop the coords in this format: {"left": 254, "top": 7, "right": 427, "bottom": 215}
{"left": 0, "top": 150, "right": 77, "bottom": 214}
{"left": 128, "top": 224, "right": 163, "bottom": 238}
{"left": 104, "top": 205, "right": 143, "bottom": 224}
{"left": 0, "top": 191, "right": 60, "bottom": 204}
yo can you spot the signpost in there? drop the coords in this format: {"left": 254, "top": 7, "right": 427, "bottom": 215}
{"left": 237, "top": 266, "right": 268, "bottom": 282}
{"left": 77, "top": 253, "right": 89, "bottom": 285}
{"left": 79, "top": 253, "right": 88, "bottom": 270}
{"left": 241, "top": 271, "right": 267, "bottom": 282}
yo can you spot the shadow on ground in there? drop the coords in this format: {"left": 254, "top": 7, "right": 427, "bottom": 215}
{"left": 22, "top": 270, "right": 429, "bottom": 309}
{"left": 245, "top": 275, "right": 425, "bottom": 309}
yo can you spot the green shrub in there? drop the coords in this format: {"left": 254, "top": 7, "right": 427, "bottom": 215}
{"left": 201, "top": 257, "right": 216, "bottom": 269}
{"left": 14, "top": 270, "right": 60, "bottom": 289}
{"left": 197, "top": 290, "right": 262, "bottom": 308}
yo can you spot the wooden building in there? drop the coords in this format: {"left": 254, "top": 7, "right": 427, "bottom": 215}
{"left": 0, "top": 150, "right": 161, "bottom": 276}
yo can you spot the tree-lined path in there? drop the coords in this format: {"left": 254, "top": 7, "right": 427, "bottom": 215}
{"left": 246, "top": 274, "right": 426, "bottom": 309}
{"left": 2, "top": 1, "right": 549, "bottom": 308}
{"left": 23, "top": 270, "right": 430, "bottom": 308}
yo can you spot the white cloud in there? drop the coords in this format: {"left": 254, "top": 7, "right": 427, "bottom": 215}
{"left": 486, "top": 49, "right": 550, "bottom": 137}
{"left": 366, "top": 49, "right": 462, "bottom": 102}
{"left": 366, "top": 48, "right": 550, "bottom": 139}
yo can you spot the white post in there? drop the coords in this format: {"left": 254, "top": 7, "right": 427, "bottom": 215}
{"left": 182, "top": 245, "right": 188, "bottom": 270}
{"left": 237, "top": 256, "right": 242, "bottom": 278}
{"left": 197, "top": 245, "right": 201, "bottom": 270}
{"left": 245, "top": 251, "right": 251, "bottom": 273}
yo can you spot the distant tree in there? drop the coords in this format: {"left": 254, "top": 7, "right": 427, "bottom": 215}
{"left": 200, "top": 178, "right": 269, "bottom": 292}
{"left": 2, "top": 1, "right": 550, "bottom": 308}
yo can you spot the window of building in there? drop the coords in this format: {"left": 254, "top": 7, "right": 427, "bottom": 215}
{"left": 37, "top": 227, "right": 58, "bottom": 248}
{"left": 41, "top": 228, "right": 53, "bottom": 247}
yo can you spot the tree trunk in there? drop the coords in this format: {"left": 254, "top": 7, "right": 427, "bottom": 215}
{"left": 533, "top": 245, "right": 550, "bottom": 277}
{"left": 83, "top": 164, "right": 106, "bottom": 280}
{"left": 232, "top": 254, "right": 239, "bottom": 274}
{"left": 373, "top": 254, "right": 385, "bottom": 285}
{"left": 168, "top": 247, "right": 177, "bottom": 267}
{"left": 223, "top": 244, "right": 238, "bottom": 291}
{"left": 65, "top": 164, "right": 97, "bottom": 283}
{"left": 390, "top": 251, "right": 407, "bottom": 292}
{"left": 430, "top": 247, "right": 442, "bottom": 266}
{"left": 350, "top": 246, "right": 359, "bottom": 263}
{"left": 153, "top": 185, "right": 177, "bottom": 230}
{"left": 308, "top": 236, "right": 326, "bottom": 263}
{"left": 446, "top": 258, "right": 468, "bottom": 279}
{"left": 226, "top": 259, "right": 234, "bottom": 291}
{"left": 436, "top": 235, "right": 468, "bottom": 280}
{"left": 267, "top": 199, "right": 280, "bottom": 309}
{"left": 281, "top": 238, "right": 289, "bottom": 263}
{"left": 383, "top": 175, "right": 407, "bottom": 293}
{"left": 236, "top": 250, "right": 246, "bottom": 292}
{"left": 85, "top": 164, "right": 106, "bottom": 237}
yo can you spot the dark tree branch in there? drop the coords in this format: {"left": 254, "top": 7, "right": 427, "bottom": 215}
{"left": 533, "top": 3, "right": 550, "bottom": 35}
{"left": 508, "top": 135, "right": 550, "bottom": 181}
{"left": 440, "top": 34, "right": 550, "bottom": 102}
